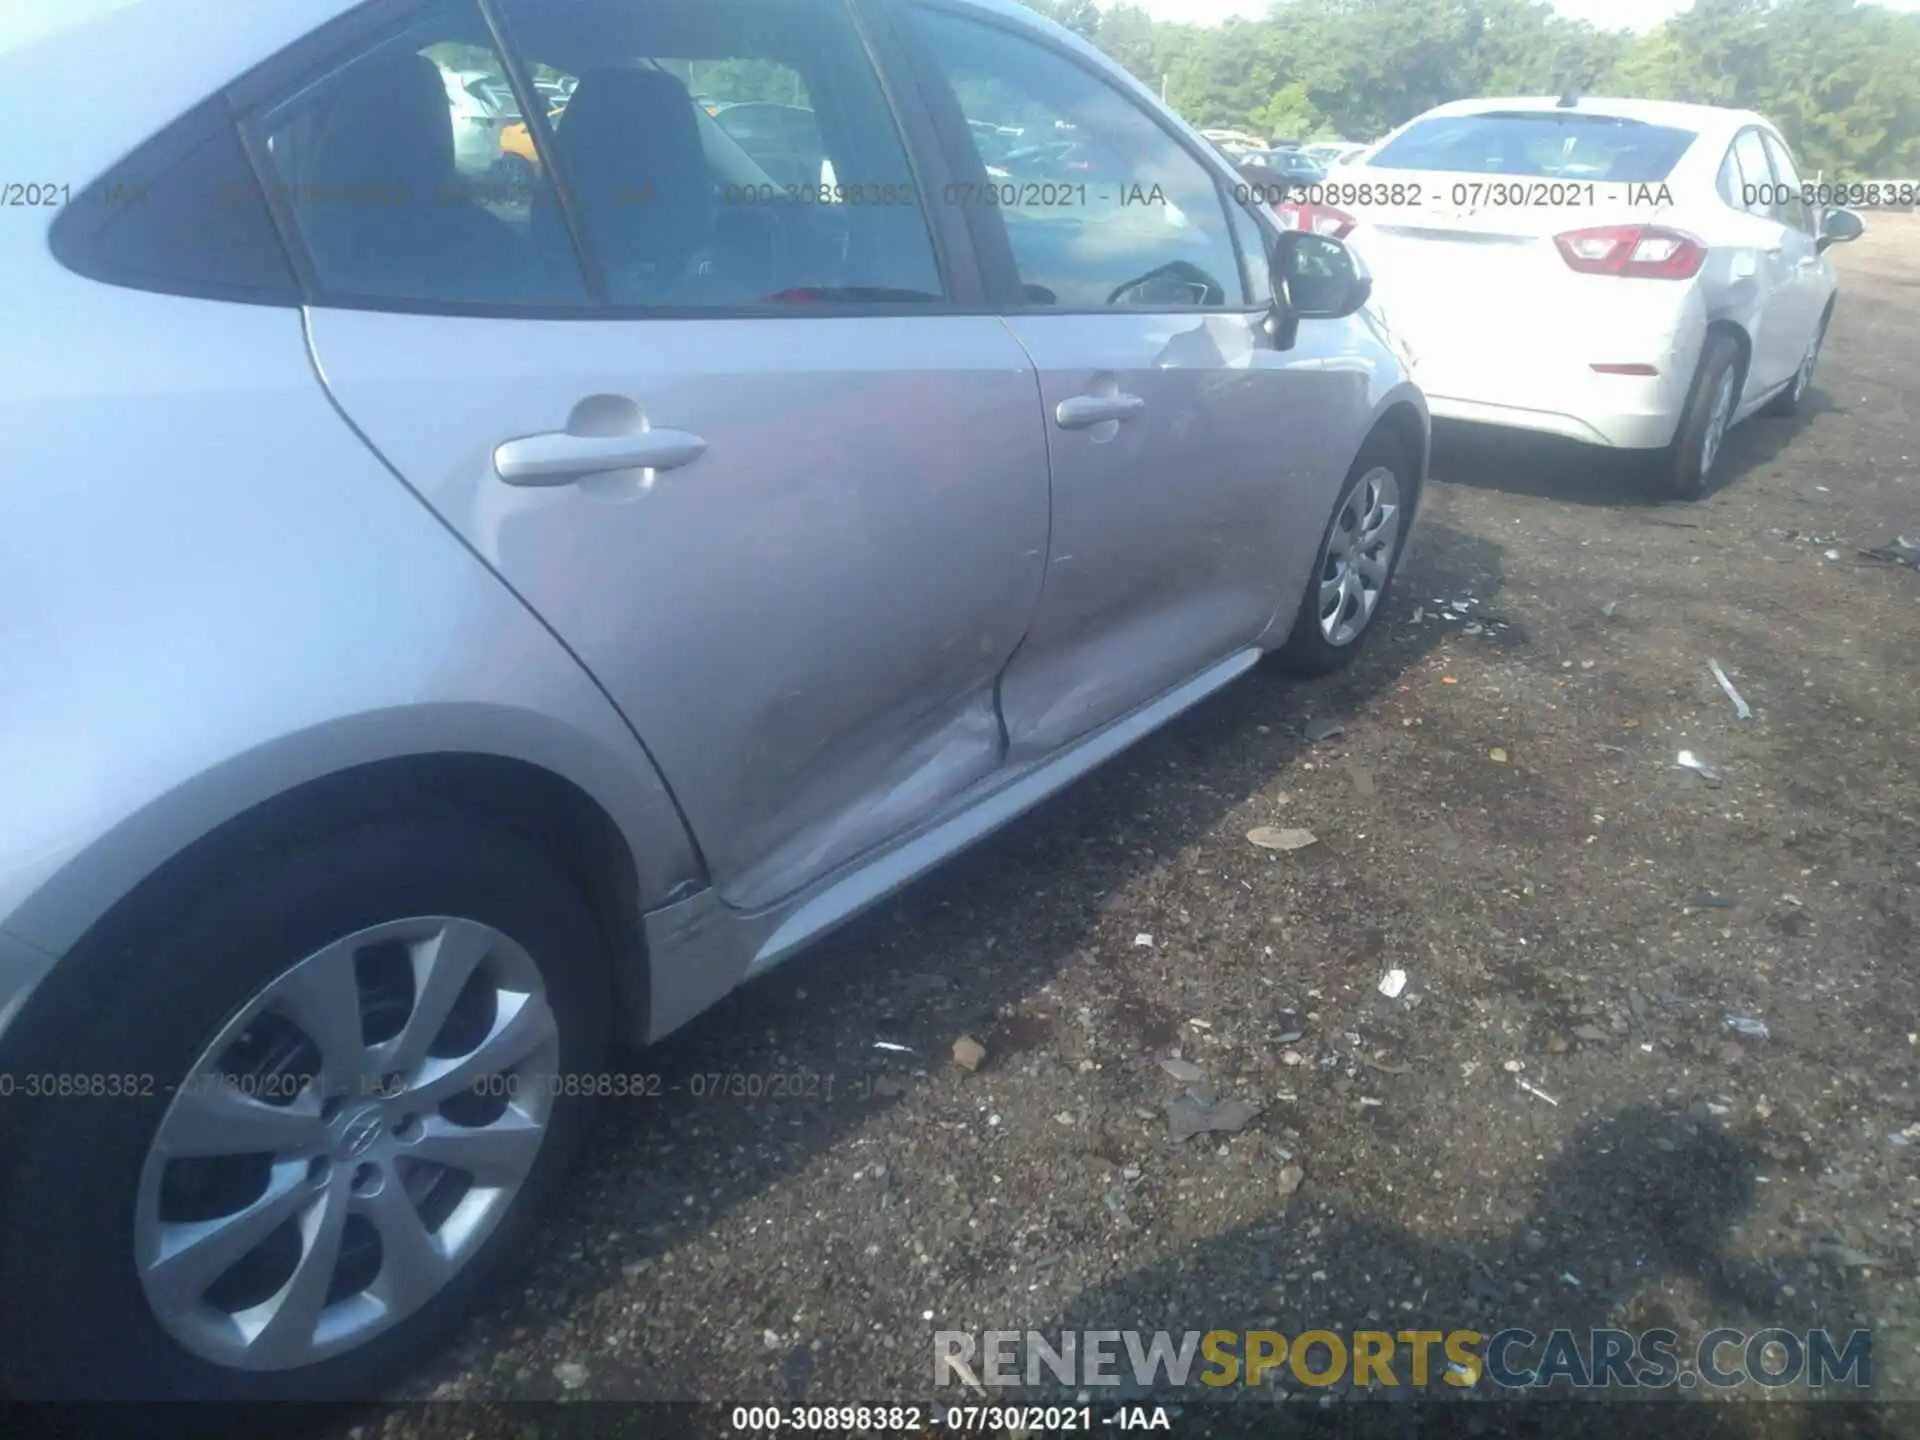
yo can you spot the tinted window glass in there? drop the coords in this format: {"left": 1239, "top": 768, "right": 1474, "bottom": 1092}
{"left": 249, "top": 0, "right": 588, "bottom": 307}
{"left": 1731, "top": 130, "right": 1775, "bottom": 218}
{"left": 1369, "top": 112, "right": 1697, "bottom": 182}
{"left": 495, "top": 0, "right": 944, "bottom": 308}
{"left": 1225, "top": 194, "right": 1272, "bottom": 304}
{"left": 710, "top": 98, "right": 827, "bottom": 190}
{"left": 49, "top": 99, "right": 298, "bottom": 304}
{"left": 907, "top": 6, "right": 1244, "bottom": 309}
{"left": 1760, "top": 132, "right": 1814, "bottom": 233}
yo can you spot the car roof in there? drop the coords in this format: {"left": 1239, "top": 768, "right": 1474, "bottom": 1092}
{"left": 1412, "top": 94, "right": 1769, "bottom": 139}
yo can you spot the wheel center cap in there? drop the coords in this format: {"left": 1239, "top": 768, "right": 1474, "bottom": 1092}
{"left": 338, "top": 1106, "right": 386, "bottom": 1160}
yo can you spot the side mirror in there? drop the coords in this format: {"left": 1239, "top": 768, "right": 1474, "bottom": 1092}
{"left": 1817, "top": 206, "right": 1864, "bottom": 252}
{"left": 1267, "top": 229, "right": 1370, "bottom": 349}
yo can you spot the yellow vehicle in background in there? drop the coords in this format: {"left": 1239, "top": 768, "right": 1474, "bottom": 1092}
{"left": 496, "top": 109, "right": 556, "bottom": 171}
{"left": 495, "top": 86, "right": 721, "bottom": 182}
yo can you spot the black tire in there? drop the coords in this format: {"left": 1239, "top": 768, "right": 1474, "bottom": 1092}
{"left": 1269, "top": 429, "right": 1417, "bottom": 678}
{"left": 1761, "top": 307, "right": 1831, "bottom": 417}
{"left": 1657, "top": 332, "right": 1741, "bottom": 501}
{"left": 0, "top": 813, "right": 610, "bottom": 1404}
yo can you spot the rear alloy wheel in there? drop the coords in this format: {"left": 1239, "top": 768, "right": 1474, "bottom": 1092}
{"left": 1762, "top": 311, "right": 1829, "bottom": 417}
{"left": 1271, "top": 431, "right": 1414, "bottom": 677}
{"left": 135, "top": 916, "right": 560, "bottom": 1373}
{"left": 1658, "top": 333, "right": 1741, "bottom": 501}
{"left": 0, "top": 814, "right": 609, "bottom": 1402}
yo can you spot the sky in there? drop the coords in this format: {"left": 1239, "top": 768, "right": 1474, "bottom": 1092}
{"left": 1126, "top": 0, "right": 1689, "bottom": 24}
{"left": 1132, "top": 0, "right": 1919, "bottom": 27}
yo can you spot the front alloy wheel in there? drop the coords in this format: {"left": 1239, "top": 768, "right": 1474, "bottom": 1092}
{"left": 1318, "top": 465, "right": 1402, "bottom": 648}
{"left": 1270, "top": 429, "right": 1416, "bottom": 677}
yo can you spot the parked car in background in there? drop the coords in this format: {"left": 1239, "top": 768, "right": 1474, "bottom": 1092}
{"left": 709, "top": 100, "right": 830, "bottom": 190}
{"left": 1200, "top": 125, "right": 1266, "bottom": 152}
{"left": 1311, "top": 140, "right": 1370, "bottom": 167}
{"left": 969, "top": 116, "right": 1019, "bottom": 164}
{"left": 1240, "top": 146, "right": 1327, "bottom": 192}
{"left": 0, "top": 0, "right": 1425, "bottom": 1404}
{"left": 1280, "top": 95, "right": 1864, "bottom": 497}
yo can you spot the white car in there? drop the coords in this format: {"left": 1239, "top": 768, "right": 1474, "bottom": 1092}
{"left": 1288, "top": 96, "right": 1865, "bottom": 497}
{"left": 1300, "top": 140, "right": 1362, "bottom": 167}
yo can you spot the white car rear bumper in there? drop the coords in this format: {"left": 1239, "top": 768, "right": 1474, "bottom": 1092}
{"left": 1363, "top": 251, "right": 1710, "bottom": 452}
{"left": 1423, "top": 390, "right": 1686, "bottom": 450}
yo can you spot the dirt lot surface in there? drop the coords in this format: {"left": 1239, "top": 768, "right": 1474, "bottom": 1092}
{"left": 366, "top": 216, "right": 1920, "bottom": 1438}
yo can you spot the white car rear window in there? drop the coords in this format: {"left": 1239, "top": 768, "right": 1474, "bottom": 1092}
{"left": 1368, "top": 111, "right": 1698, "bottom": 183}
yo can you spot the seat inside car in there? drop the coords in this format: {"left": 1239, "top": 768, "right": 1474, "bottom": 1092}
{"left": 296, "top": 50, "right": 530, "bottom": 301}
{"left": 536, "top": 67, "right": 768, "bottom": 304}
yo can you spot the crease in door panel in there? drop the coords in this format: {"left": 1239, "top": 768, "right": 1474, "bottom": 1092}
{"left": 296, "top": 307, "right": 712, "bottom": 888}
{"left": 991, "top": 315, "right": 1056, "bottom": 763}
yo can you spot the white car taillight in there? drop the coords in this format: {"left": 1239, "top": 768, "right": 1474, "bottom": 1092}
{"left": 1554, "top": 225, "right": 1706, "bottom": 280}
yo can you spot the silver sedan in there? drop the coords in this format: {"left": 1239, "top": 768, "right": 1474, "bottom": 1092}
{"left": 0, "top": 0, "right": 1426, "bottom": 1401}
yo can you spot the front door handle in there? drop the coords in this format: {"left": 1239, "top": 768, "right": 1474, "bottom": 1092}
{"left": 493, "top": 427, "right": 707, "bottom": 486}
{"left": 1055, "top": 393, "right": 1146, "bottom": 430}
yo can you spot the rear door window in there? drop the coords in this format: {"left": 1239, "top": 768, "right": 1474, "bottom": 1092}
{"left": 494, "top": 0, "right": 943, "bottom": 307}
{"left": 1368, "top": 112, "right": 1698, "bottom": 182}
{"left": 247, "top": 0, "right": 589, "bottom": 308}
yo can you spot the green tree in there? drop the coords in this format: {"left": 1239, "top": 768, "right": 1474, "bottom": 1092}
{"left": 1042, "top": 0, "right": 1920, "bottom": 175}
{"left": 1021, "top": 0, "right": 1103, "bottom": 40}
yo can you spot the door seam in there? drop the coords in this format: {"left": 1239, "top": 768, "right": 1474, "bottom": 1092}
{"left": 992, "top": 313, "right": 1056, "bottom": 761}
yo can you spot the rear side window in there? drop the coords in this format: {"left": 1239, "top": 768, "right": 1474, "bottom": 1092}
{"left": 493, "top": 0, "right": 945, "bottom": 308}
{"left": 1368, "top": 112, "right": 1697, "bottom": 183}
{"left": 48, "top": 98, "right": 299, "bottom": 305}
{"left": 245, "top": 0, "right": 591, "bottom": 308}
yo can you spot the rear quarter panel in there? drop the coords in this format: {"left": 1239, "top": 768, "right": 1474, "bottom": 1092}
{"left": 0, "top": 243, "right": 699, "bottom": 971}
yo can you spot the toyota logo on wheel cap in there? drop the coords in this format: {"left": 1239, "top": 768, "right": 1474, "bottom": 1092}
{"left": 338, "top": 1108, "right": 385, "bottom": 1159}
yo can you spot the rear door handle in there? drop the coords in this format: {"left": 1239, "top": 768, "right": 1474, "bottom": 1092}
{"left": 1055, "top": 393, "right": 1145, "bottom": 430}
{"left": 493, "top": 427, "right": 707, "bottom": 485}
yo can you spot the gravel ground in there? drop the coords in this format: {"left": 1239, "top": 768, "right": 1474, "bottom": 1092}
{"left": 362, "top": 214, "right": 1920, "bottom": 1438}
